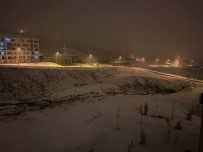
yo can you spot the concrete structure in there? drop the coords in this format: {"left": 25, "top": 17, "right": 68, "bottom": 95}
{"left": 0, "top": 34, "right": 39, "bottom": 63}
{"left": 55, "top": 53, "right": 79, "bottom": 65}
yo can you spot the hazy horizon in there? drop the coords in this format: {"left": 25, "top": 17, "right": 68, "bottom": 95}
{"left": 0, "top": 0, "right": 203, "bottom": 59}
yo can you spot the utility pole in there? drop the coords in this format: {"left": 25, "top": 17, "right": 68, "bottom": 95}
{"left": 199, "top": 93, "right": 203, "bottom": 152}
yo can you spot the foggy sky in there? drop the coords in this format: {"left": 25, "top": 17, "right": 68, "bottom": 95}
{"left": 0, "top": 0, "right": 203, "bottom": 58}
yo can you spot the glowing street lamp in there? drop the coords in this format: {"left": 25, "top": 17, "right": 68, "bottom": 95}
{"left": 20, "top": 29, "right": 24, "bottom": 34}
{"left": 118, "top": 56, "right": 122, "bottom": 66}
{"left": 55, "top": 52, "right": 59, "bottom": 64}
{"left": 119, "top": 56, "right": 122, "bottom": 61}
{"left": 165, "top": 59, "right": 171, "bottom": 65}
{"left": 89, "top": 54, "right": 93, "bottom": 64}
{"left": 155, "top": 58, "right": 159, "bottom": 64}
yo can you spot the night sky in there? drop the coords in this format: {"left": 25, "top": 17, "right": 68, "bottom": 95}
{"left": 0, "top": 0, "right": 203, "bottom": 58}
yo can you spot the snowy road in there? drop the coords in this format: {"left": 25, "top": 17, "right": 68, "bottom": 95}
{"left": 129, "top": 67, "right": 203, "bottom": 85}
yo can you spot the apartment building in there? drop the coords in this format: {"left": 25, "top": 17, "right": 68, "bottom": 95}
{"left": 0, "top": 34, "right": 39, "bottom": 63}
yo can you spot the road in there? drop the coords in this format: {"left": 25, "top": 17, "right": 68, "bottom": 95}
{"left": 134, "top": 67, "right": 203, "bottom": 85}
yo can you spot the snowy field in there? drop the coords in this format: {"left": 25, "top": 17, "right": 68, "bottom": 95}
{"left": 0, "top": 64, "right": 202, "bottom": 152}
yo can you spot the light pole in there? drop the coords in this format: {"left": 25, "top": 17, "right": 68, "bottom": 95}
{"left": 142, "top": 58, "right": 145, "bottom": 63}
{"left": 119, "top": 56, "right": 122, "bottom": 61}
{"left": 89, "top": 54, "right": 92, "bottom": 64}
{"left": 165, "top": 59, "right": 171, "bottom": 65}
{"left": 118, "top": 56, "right": 122, "bottom": 66}
{"left": 155, "top": 59, "right": 159, "bottom": 64}
{"left": 55, "top": 52, "right": 59, "bottom": 64}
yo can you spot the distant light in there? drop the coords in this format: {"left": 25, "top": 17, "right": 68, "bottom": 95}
{"left": 56, "top": 52, "right": 59, "bottom": 55}
{"left": 17, "top": 48, "right": 21, "bottom": 51}
{"left": 89, "top": 54, "right": 93, "bottom": 64}
{"left": 20, "top": 29, "right": 24, "bottom": 34}
{"left": 5, "top": 37, "right": 11, "bottom": 42}
{"left": 165, "top": 59, "right": 171, "bottom": 65}
{"left": 0, "top": 47, "right": 5, "bottom": 50}
{"left": 136, "top": 58, "right": 145, "bottom": 62}
{"left": 156, "top": 59, "right": 159, "bottom": 61}
{"left": 119, "top": 56, "right": 122, "bottom": 60}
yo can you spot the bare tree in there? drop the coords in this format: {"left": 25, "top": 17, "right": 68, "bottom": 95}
{"left": 116, "top": 108, "right": 121, "bottom": 130}
{"left": 139, "top": 128, "right": 146, "bottom": 144}
{"left": 144, "top": 103, "right": 148, "bottom": 115}
{"left": 171, "top": 104, "right": 175, "bottom": 121}
{"left": 128, "top": 138, "right": 134, "bottom": 152}
{"left": 164, "top": 117, "right": 172, "bottom": 140}
{"left": 89, "top": 144, "right": 95, "bottom": 152}
{"left": 172, "top": 134, "right": 179, "bottom": 152}
{"left": 175, "top": 121, "right": 183, "bottom": 130}
{"left": 138, "top": 105, "right": 143, "bottom": 124}
{"left": 186, "top": 112, "right": 192, "bottom": 121}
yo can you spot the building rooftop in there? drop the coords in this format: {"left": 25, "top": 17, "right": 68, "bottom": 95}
{"left": 0, "top": 34, "right": 38, "bottom": 40}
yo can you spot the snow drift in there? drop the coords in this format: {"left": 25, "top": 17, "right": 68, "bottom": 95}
{"left": 0, "top": 67, "right": 188, "bottom": 116}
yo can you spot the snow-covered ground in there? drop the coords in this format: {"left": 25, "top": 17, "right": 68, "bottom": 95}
{"left": 0, "top": 62, "right": 112, "bottom": 68}
{"left": 146, "top": 66, "right": 203, "bottom": 80}
{"left": 0, "top": 65, "right": 202, "bottom": 152}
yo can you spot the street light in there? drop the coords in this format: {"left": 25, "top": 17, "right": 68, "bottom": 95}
{"left": 20, "top": 29, "right": 24, "bottom": 34}
{"left": 165, "top": 59, "right": 171, "bottom": 65}
{"left": 155, "top": 59, "right": 159, "bottom": 64}
{"left": 118, "top": 56, "right": 122, "bottom": 66}
{"left": 55, "top": 52, "right": 59, "bottom": 64}
{"left": 119, "top": 56, "right": 122, "bottom": 61}
{"left": 89, "top": 54, "right": 92, "bottom": 64}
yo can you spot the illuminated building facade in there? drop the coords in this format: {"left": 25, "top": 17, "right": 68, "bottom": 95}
{"left": 0, "top": 34, "right": 39, "bottom": 63}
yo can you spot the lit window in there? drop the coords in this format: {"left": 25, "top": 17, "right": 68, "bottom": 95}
{"left": 5, "top": 37, "right": 11, "bottom": 42}
{"left": 1, "top": 52, "right": 5, "bottom": 55}
{"left": 0, "top": 47, "right": 5, "bottom": 50}
{"left": 35, "top": 55, "right": 38, "bottom": 59}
